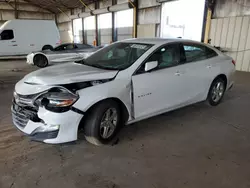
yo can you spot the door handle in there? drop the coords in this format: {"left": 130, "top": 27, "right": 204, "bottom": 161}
{"left": 12, "top": 44, "right": 18, "bottom": 46}
{"left": 207, "top": 65, "right": 212, "bottom": 69}
{"left": 175, "top": 71, "right": 181, "bottom": 76}
{"left": 11, "top": 41, "right": 16, "bottom": 43}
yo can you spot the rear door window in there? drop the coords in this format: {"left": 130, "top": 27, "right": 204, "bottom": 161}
{"left": 0, "top": 30, "right": 14, "bottom": 40}
{"left": 183, "top": 43, "right": 217, "bottom": 63}
{"left": 54, "top": 44, "right": 75, "bottom": 51}
{"left": 76, "top": 44, "right": 93, "bottom": 49}
{"left": 54, "top": 44, "right": 67, "bottom": 51}
{"left": 65, "top": 44, "right": 75, "bottom": 50}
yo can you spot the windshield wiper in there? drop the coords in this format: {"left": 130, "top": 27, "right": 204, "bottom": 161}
{"left": 88, "top": 64, "right": 118, "bottom": 70}
{"left": 75, "top": 60, "right": 119, "bottom": 70}
{"left": 75, "top": 59, "right": 86, "bottom": 64}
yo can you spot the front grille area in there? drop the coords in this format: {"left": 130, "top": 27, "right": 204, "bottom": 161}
{"left": 12, "top": 93, "right": 40, "bottom": 129}
{"left": 12, "top": 103, "right": 30, "bottom": 128}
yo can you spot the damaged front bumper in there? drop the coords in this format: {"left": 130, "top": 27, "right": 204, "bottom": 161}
{"left": 26, "top": 53, "right": 35, "bottom": 65}
{"left": 12, "top": 99, "right": 83, "bottom": 144}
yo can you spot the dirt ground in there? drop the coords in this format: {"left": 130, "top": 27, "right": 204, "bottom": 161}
{"left": 0, "top": 60, "right": 250, "bottom": 188}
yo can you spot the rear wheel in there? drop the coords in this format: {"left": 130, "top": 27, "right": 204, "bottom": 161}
{"left": 83, "top": 100, "right": 121, "bottom": 146}
{"left": 34, "top": 54, "right": 48, "bottom": 68}
{"left": 207, "top": 77, "right": 226, "bottom": 106}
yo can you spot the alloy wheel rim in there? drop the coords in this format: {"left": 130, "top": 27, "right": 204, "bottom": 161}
{"left": 100, "top": 108, "right": 118, "bottom": 139}
{"left": 211, "top": 81, "right": 225, "bottom": 103}
{"left": 39, "top": 56, "right": 46, "bottom": 67}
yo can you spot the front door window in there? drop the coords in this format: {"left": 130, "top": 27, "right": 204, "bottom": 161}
{"left": 0, "top": 30, "right": 14, "bottom": 40}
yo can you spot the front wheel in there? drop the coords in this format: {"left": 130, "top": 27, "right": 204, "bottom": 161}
{"left": 83, "top": 100, "right": 121, "bottom": 146}
{"left": 207, "top": 77, "right": 226, "bottom": 106}
{"left": 33, "top": 54, "right": 48, "bottom": 68}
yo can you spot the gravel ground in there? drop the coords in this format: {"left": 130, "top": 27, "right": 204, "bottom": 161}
{"left": 0, "top": 60, "right": 250, "bottom": 188}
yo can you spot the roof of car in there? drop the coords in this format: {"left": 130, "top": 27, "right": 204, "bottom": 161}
{"left": 59, "top": 43, "right": 90, "bottom": 45}
{"left": 122, "top": 38, "right": 200, "bottom": 45}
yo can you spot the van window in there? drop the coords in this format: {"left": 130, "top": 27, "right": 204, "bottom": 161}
{"left": 0, "top": 30, "right": 14, "bottom": 40}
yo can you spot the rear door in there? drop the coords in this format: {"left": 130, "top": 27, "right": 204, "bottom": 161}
{"left": 180, "top": 43, "right": 219, "bottom": 102}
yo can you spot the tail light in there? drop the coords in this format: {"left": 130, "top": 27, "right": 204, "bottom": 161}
{"left": 232, "top": 60, "right": 236, "bottom": 66}
{"left": 56, "top": 40, "right": 61, "bottom": 45}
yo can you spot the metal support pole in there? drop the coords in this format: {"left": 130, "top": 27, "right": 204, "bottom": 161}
{"left": 55, "top": 13, "right": 58, "bottom": 25}
{"left": 71, "top": 9, "right": 74, "bottom": 43}
{"left": 112, "top": 0, "right": 117, "bottom": 42}
{"left": 204, "top": 9, "right": 212, "bottom": 44}
{"left": 82, "top": 7, "right": 85, "bottom": 44}
{"left": 128, "top": 0, "right": 137, "bottom": 38}
{"left": 14, "top": 0, "right": 18, "bottom": 19}
{"left": 95, "top": 1, "right": 99, "bottom": 46}
{"left": 203, "top": 0, "right": 215, "bottom": 43}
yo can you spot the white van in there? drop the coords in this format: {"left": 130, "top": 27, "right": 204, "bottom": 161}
{"left": 0, "top": 19, "right": 60, "bottom": 56}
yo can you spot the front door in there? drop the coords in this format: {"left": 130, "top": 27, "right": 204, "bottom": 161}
{"left": 0, "top": 29, "right": 17, "bottom": 56}
{"left": 132, "top": 43, "right": 187, "bottom": 119}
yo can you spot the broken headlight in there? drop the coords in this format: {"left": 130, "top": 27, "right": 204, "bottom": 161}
{"left": 35, "top": 88, "right": 79, "bottom": 113}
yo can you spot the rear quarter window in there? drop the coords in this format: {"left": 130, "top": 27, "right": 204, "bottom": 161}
{"left": 183, "top": 43, "right": 218, "bottom": 63}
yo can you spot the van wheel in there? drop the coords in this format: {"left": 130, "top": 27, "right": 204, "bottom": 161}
{"left": 83, "top": 100, "right": 121, "bottom": 146}
{"left": 42, "top": 45, "right": 53, "bottom": 51}
{"left": 34, "top": 54, "right": 48, "bottom": 68}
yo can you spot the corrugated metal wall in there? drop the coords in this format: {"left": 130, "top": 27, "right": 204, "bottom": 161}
{"left": 210, "top": 16, "right": 250, "bottom": 72}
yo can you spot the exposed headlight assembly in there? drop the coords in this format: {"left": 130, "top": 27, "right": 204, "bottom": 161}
{"left": 35, "top": 87, "right": 79, "bottom": 113}
{"left": 61, "top": 79, "right": 112, "bottom": 92}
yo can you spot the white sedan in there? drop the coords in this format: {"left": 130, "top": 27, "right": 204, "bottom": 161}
{"left": 26, "top": 43, "right": 100, "bottom": 68}
{"left": 12, "top": 38, "right": 235, "bottom": 145}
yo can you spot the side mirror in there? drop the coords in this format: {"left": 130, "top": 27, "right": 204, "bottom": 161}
{"left": 145, "top": 61, "right": 158, "bottom": 72}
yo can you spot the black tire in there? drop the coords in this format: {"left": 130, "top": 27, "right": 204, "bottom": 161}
{"left": 207, "top": 77, "right": 226, "bottom": 106}
{"left": 83, "top": 100, "right": 122, "bottom": 146}
{"left": 42, "top": 45, "right": 53, "bottom": 51}
{"left": 33, "top": 54, "right": 48, "bottom": 68}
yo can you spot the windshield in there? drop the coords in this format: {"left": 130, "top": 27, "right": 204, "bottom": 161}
{"left": 77, "top": 42, "right": 153, "bottom": 70}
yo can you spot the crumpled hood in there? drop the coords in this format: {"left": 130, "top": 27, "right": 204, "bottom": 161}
{"left": 22, "top": 62, "right": 118, "bottom": 85}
